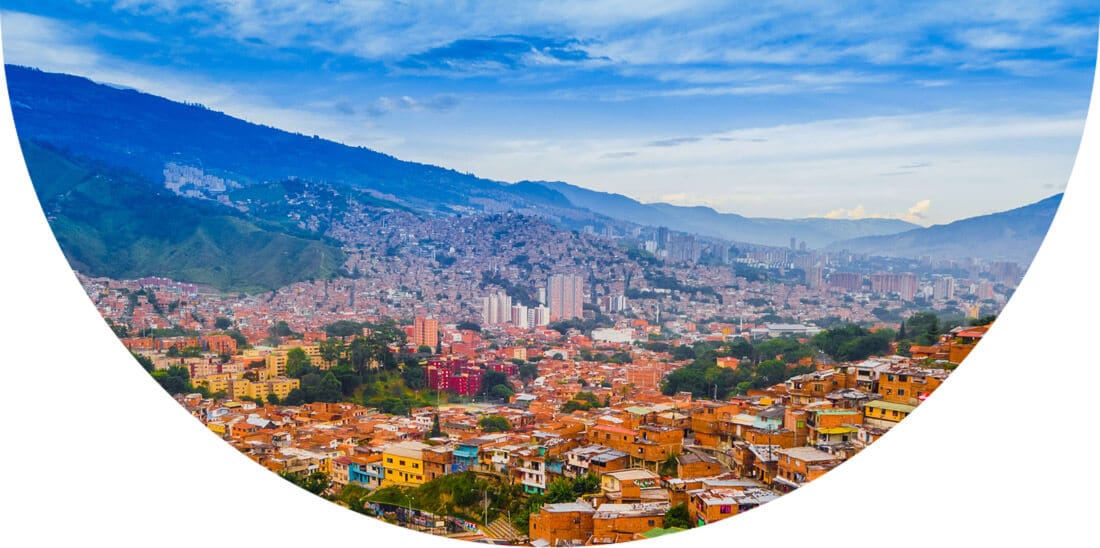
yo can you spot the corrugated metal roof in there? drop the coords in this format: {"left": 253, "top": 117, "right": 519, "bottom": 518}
{"left": 864, "top": 400, "right": 917, "bottom": 413}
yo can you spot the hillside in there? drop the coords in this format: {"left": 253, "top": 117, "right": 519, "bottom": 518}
{"left": 828, "top": 193, "right": 1063, "bottom": 263}
{"left": 24, "top": 141, "right": 346, "bottom": 293}
{"left": 7, "top": 64, "right": 918, "bottom": 248}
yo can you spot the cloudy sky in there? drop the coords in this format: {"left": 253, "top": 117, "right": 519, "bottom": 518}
{"left": 1, "top": 1, "right": 1097, "bottom": 225}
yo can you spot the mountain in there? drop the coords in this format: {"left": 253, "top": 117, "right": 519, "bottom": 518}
{"left": 827, "top": 194, "right": 1063, "bottom": 263}
{"left": 6, "top": 64, "right": 917, "bottom": 248}
{"left": 23, "top": 140, "right": 346, "bottom": 293}
{"left": 531, "top": 181, "right": 920, "bottom": 248}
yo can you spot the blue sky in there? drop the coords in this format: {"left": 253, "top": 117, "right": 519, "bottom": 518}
{"left": 1, "top": 1, "right": 1097, "bottom": 225}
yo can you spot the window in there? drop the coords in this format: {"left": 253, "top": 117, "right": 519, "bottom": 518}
{"left": 898, "top": 389, "right": 905, "bottom": 396}
{"left": 720, "top": 505, "right": 732, "bottom": 514}
{"left": 386, "top": 458, "right": 393, "bottom": 463}
{"left": 648, "top": 520, "right": 656, "bottom": 526}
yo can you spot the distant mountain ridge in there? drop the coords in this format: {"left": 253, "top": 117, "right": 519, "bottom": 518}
{"left": 532, "top": 180, "right": 920, "bottom": 247}
{"left": 828, "top": 193, "right": 1063, "bottom": 263}
{"left": 6, "top": 64, "right": 922, "bottom": 249}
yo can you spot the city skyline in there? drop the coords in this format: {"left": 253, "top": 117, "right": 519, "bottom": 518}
{"left": 2, "top": 3, "right": 1096, "bottom": 225}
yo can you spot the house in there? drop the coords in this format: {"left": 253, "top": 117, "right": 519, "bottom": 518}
{"left": 348, "top": 453, "right": 385, "bottom": 490}
{"left": 381, "top": 440, "right": 430, "bottom": 487}
{"left": 564, "top": 445, "right": 628, "bottom": 478}
{"left": 600, "top": 469, "right": 665, "bottom": 503}
{"left": 675, "top": 452, "right": 723, "bottom": 480}
{"left": 805, "top": 408, "right": 863, "bottom": 447}
{"left": 863, "top": 400, "right": 917, "bottom": 428}
{"left": 687, "top": 487, "right": 778, "bottom": 526}
{"left": 773, "top": 446, "right": 843, "bottom": 492}
{"left": 877, "top": 366, "right": 948, "bottom": 406}
{"left": 528, "top": 501, "right": 596, "bottom": 546}
{"left": 515, "top": 446, "right": 550, "bottom": 495}
{"left": 590, "top": 502, "right": 670, "bottom": 545}
{"left": 422, "top": 445, "right": 453, "bottom": 482}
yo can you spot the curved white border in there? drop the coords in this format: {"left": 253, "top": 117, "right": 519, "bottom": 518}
{"left": 1, "top": 19, "right": 1097, "bottom": 548}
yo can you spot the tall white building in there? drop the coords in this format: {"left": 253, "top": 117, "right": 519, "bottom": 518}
{"left": 933, "top": 277, "right": 956, "bottom": 301}
{"left": 548, "top": 274, "right": 584, "bottom": 322}
{"left": 482, "top": 291, "right": 512, "bottom": 325}
{"left": 511, "top": 304, "right": 530, "bottom": 328}
{"left": 530, "top": 305, "right": 551, "bottom": 327}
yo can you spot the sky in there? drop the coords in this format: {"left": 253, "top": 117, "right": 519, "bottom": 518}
{"left": 1, "top": 1, "right": 1097, "bottom": 226}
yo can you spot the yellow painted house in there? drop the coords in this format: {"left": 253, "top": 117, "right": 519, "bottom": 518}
{"left": 863, "top": 400, "right": 916, "bottom": 427}
{"left": 381, "top": 441, "right": 431, "bottom": 487}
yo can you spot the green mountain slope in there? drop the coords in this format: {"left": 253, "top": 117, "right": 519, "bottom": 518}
{"left": 24, "top": 141, "right": 346, "bottom": 292}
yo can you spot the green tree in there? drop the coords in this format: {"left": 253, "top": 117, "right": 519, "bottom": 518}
{"left": 106, "top": 319, "right": 130, "bottom": 338}
{"left": 659, "top": 453, "right": 679, "bottom": 476}
{"left": 664, "top": 503, "right": 691, "bottom": 529}
{"left": 283, "top": 388, "right": 306, "bottom": 406}
{"left": 478, "top": 415, "right": 511, "bottom": 432}
{"left": 903, "top": 312, "right": 942, "bottom": 346}
{"left": 285, "top": 347, "right": 311, "bottom": 378}
{"left": 572, "top": 473, "right": 600, "bottom": 495}
{"left": 478, "top": 370, "right": 511, "bottom": 399}
{"left": 214, "top": 316, "right": 232, "bottom": 330}
{"left": 969, "top": 314, "right": 997, "bottom": 327}
{"left": 491, "top": 383, "right": 515, "bottom": 400}
{"left": 456, "top": 321, "right": 481, "bottom": 332}
{"left": 151, "top": 365, "right": 193, "bottom": 394}
{"left": 402, "top": 362, "right": 427, "bottom": 390}
{"left": 428, "top": 414, "right": 443, "bottom": 439}
{"left": 319, "top": 337, "right": 346, "bottom": 366}
{"left": 278, "top": 470, "right": 330, "bottom": 495}
{"left": 545, "top": 478, "right": 575, "bottom": 503}
{"left": 131, "top": 352, "right": 155, "bottom": 372}
{"left": 324, "top": 320, "right": 365, "bottom": 338}
{"left": 226, "top": 330, "right": 249, "bottom": 349}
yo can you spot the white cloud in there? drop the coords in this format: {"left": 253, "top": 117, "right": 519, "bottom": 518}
{"left": 74, "top": 1, "right": 1095, "bottom": 78}
{"left": 420, "top": 110, "right": 1083, "bottom": 225}
{"left": 824, "top": 199, "right": 932, "bottom": 223}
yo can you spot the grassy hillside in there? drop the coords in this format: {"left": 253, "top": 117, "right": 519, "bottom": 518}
{"left": 23, "top": 140, "right": 346, "bottom": 293}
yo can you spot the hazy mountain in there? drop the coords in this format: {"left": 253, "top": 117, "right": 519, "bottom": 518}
{"left": 6, "top": 64, "right": 919, "bottom": 249}
{"left": 828, "top": 194, "right": 1063, "bottom": 263}
{"left": 532, "top": 180, "right": 919, "bottom": 248}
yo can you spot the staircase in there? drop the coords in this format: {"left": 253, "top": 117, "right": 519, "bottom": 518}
{"left": 482, "top": 517, "right": 523, "bottom": 543}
